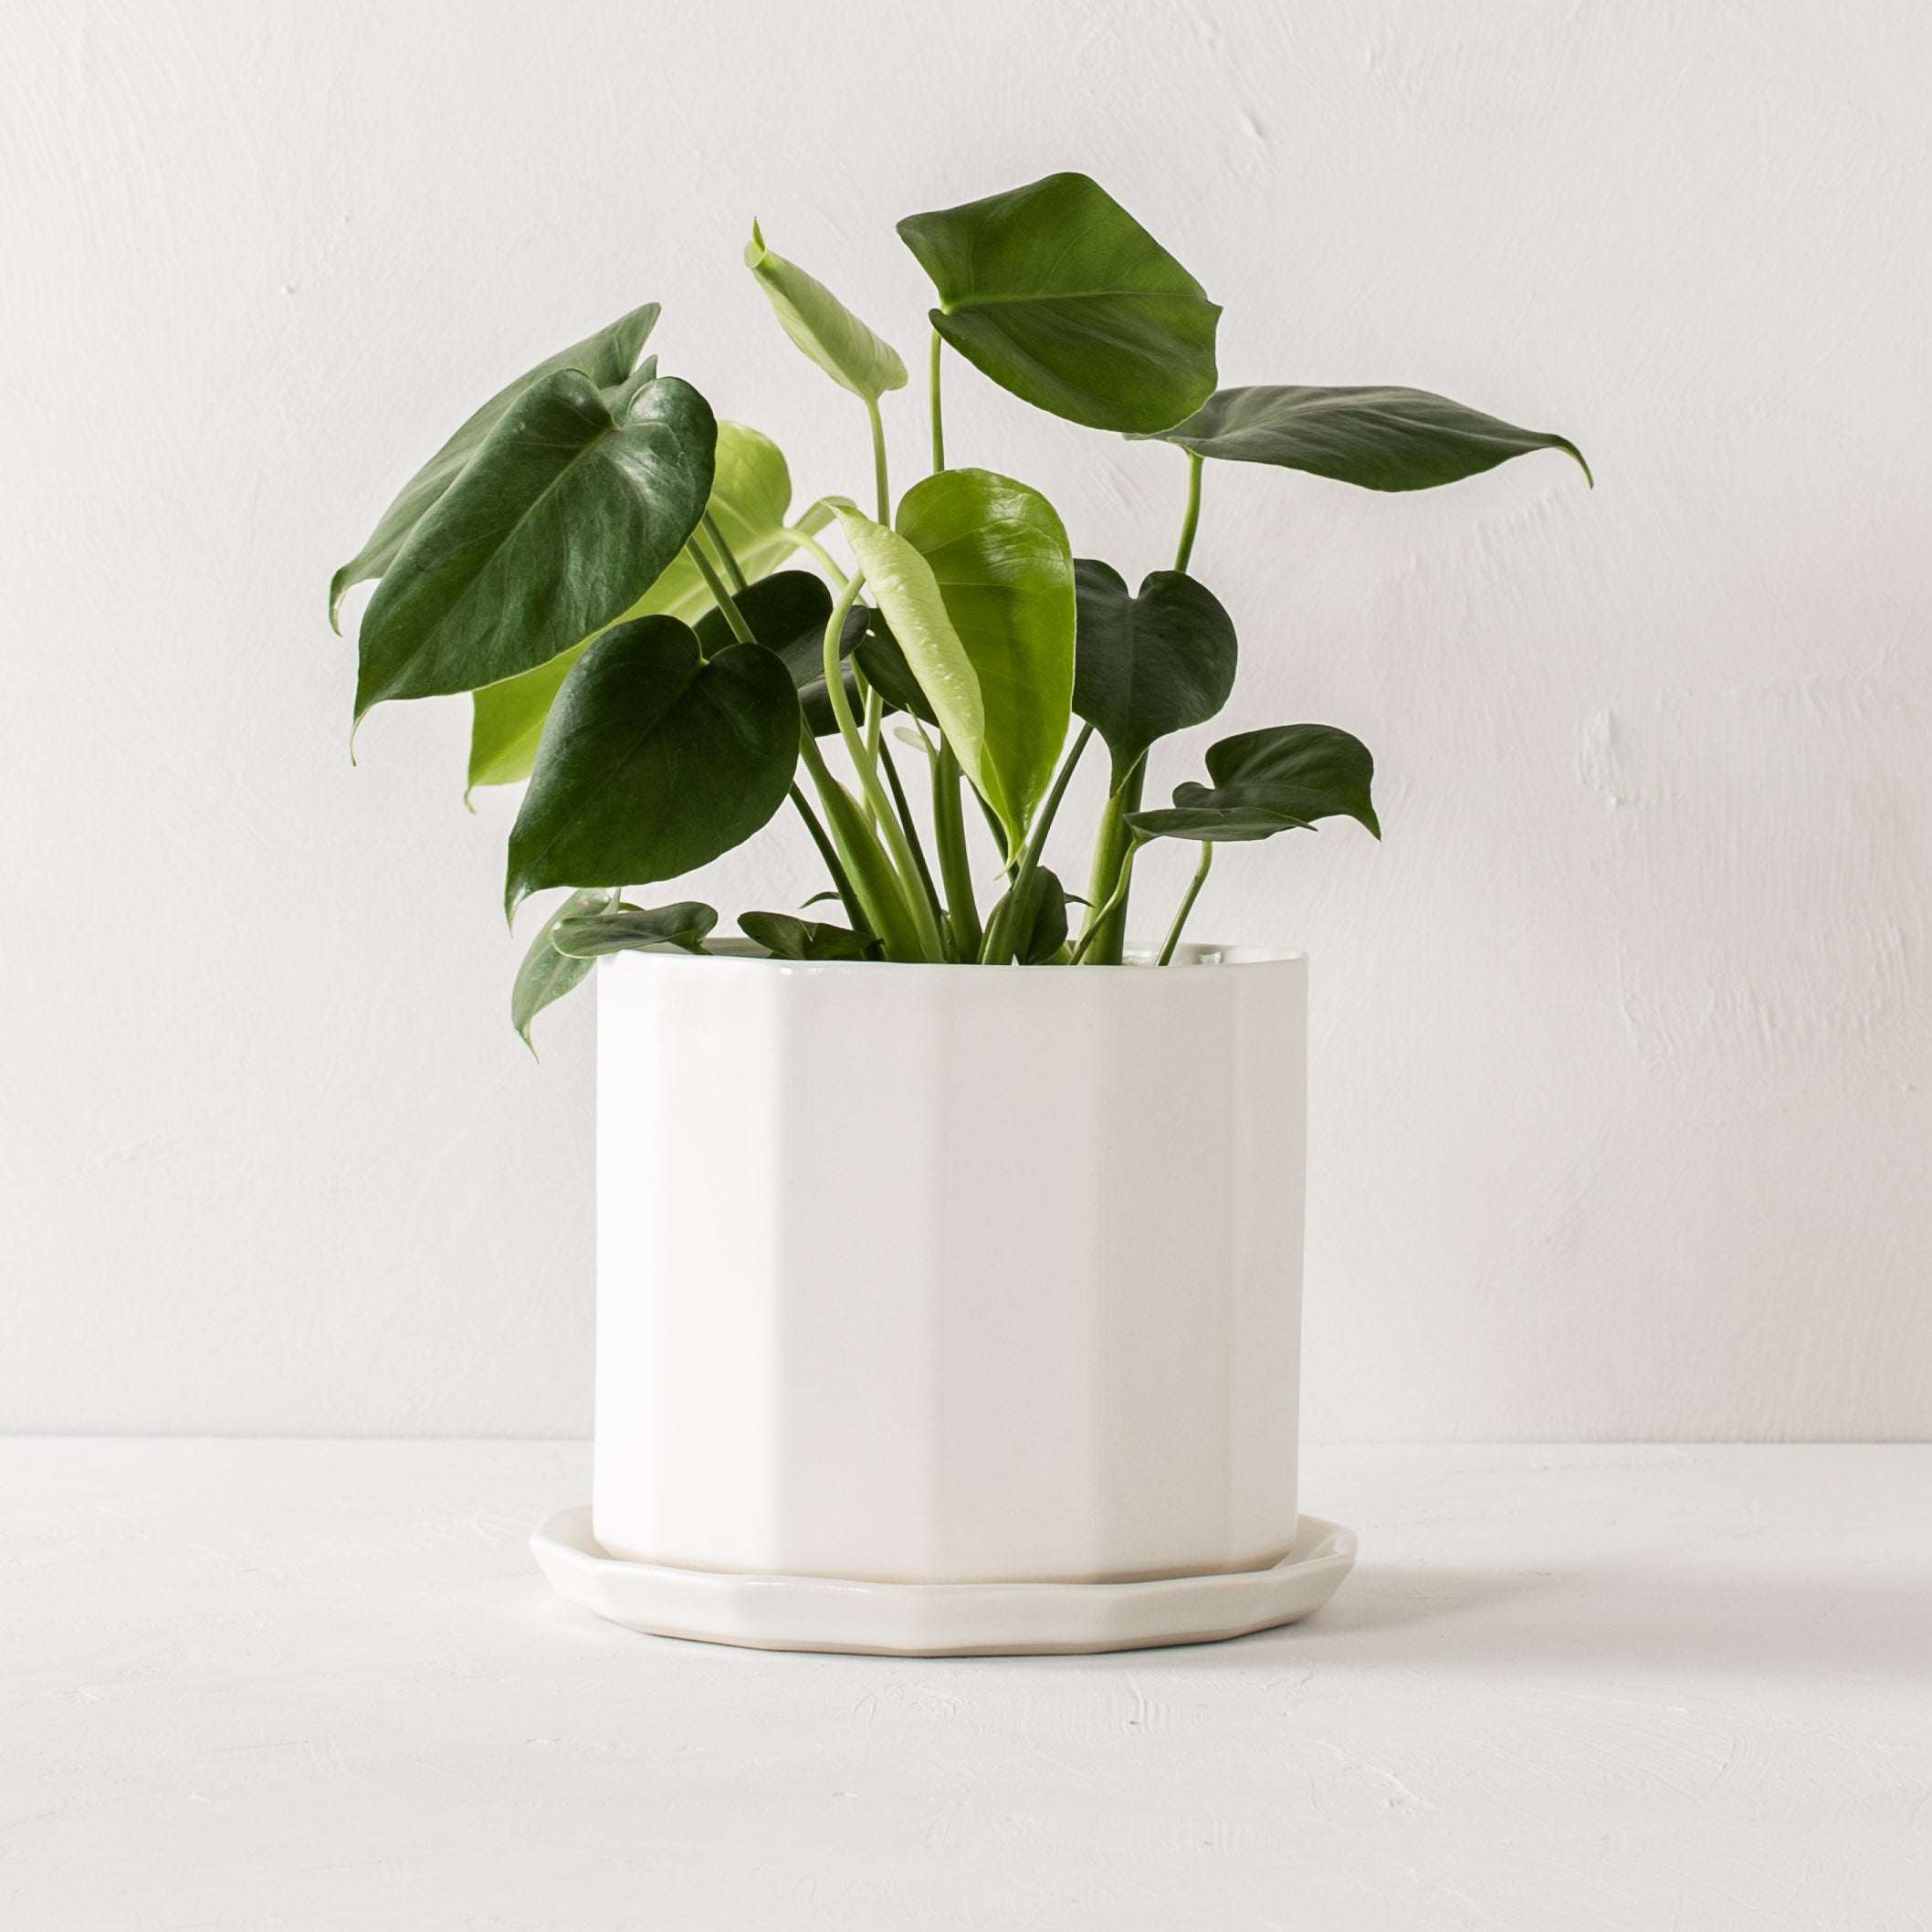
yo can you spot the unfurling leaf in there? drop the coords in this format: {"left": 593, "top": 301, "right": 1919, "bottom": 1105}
{"left": 898, "top": 173, "right": 1219, "bottom": 433}
{"left": 745, "top": 222, "right": 908, "bottom": 403}
{"left": 504, "top": 617, "right": 801, "bottom": 914}
{"left": 1072, "top": 562, "right": 1236, "bottom": 787}
{"left": 1137, "top": 385, "right": 1591, "bottom": 492}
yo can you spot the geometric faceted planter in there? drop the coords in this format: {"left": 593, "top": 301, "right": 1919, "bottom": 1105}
{"left": 533, "top": 943, "right": 1354, "bottom": 1654}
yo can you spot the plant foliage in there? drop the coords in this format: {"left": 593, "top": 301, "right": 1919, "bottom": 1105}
{"left": 331, "top": 173, "right": 1587, "bottom": 1041}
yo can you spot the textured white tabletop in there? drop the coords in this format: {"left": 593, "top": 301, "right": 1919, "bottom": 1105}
{"left": 4, "top": 1441, "right": 1927, "bottom": 1929}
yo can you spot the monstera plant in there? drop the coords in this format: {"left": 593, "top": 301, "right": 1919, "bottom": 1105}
{"left": 332, "top": 173, "right": 1589, "bottom": 1044}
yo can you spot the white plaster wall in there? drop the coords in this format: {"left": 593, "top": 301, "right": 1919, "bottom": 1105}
{"left": 2, "top": 0, "right": 1926, "bottom": 1438}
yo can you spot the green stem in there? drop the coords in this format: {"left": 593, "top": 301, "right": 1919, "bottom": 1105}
{"left": 1078, "top": 755, "right": 1146, "bottom": 965}
{"left": 865, "top": 396, "right": 891, "bottom": 525}
{"left": 797, "top": 730, "right": 924, "bottom": 961}
{"left": 701, "top": 511, "right": 748, "bottom": 593}
{"left": 930, "top": 740, "right": 981, "bottom": 960}
{"left": 688, "top": 536, "right": 756, "bottom": 646}
{"left": 878, "top": 736, "right": 944, "bottom": 949}
{"left": 822, "top": 572, "right": 943, "bottom": 961}
{"left": 790, "top": 780, "right": 866, "bottom": 933}
{"left": 1157, "top": 843, "right": 1213, "bottom": 966}
{"left": 929, "top": 330, "right": 945, "bottom": 473}
{"left": 1069, "top": 835, "right": 1146, "bottom": 964}
{"left": 1173, "top": 450, "right": 1203, "bottom": 573}
{"left": 785, "top": 525, "right": 849, "bottom": 588}
{"left": 979, "top": 724, "right": 1094, "bottom": 963}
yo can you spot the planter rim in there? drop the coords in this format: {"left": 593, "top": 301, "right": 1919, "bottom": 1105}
{"left": 596, "top": 940, "right": 1306, "bottom": 980}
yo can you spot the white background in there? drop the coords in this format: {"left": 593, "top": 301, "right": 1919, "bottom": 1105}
{"left": 3, "top": 0, "right": 1926, "bottom": 1439}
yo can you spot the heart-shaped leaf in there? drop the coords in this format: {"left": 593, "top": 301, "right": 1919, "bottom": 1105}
{"left": 330, "top": 302, "right": 659, "bottom": 630}
{"left": 551, "top": 902, "right": 718, "bottom": 957}
{"left": 898, "top": 173, "right": 1220, "bottom": 433}
{"left": 692, "top": 568, "right": 830, "bottom": 658}
{"left": 1136, "top": 385, "right": 1591, "bottom": 492}
{"left": 745, "top": 222, "right": 907, "bottom": 403}
{"left": 1072, "top": 562, "right": 1237, "bottom": 787}
{"left": 1129, "top": 723, "right": 1380, "bottom": 842}
{"left": 692, "top": 569, "right": 866, "bottom": 738}
{"left": 355, "top": 372, "right": 716, "bottom": 720}
{"left": 510, "top": 886, "right": 614, "bottom": 1050}
{"left": 466, "top": 420, "right": 807, "bottom": 793}
{"left": 504, "top": 617, "right": 801, "bottom": 913}
{"left": 892, "top": 468, "right": 1076, "bottom": 846}
{"left": 739, "top": 911, "right": 876, "bottom": 961}
{"left": 1207, "top": 724, "right": 1380, "bottom": 835}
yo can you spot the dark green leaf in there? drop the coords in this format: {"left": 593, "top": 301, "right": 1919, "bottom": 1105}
{"left": 854, "top": 611, "right": 936, "bottom": 725}
{"left": 744, "top": 222, "right": 908, "bottom": 403}
{"left": 551, "top": 902, "right": 718, "bottom": 957}
{"left": 331, "top": 303, "right": 659, "bottom": 630}
{"left": 898, "top": 173, "right": 1219, "bottom": 433}
{"left": 1072, "top": 561, "right": 1237, "bottom": 786}
{"left": 692, "top": 570, "right": 866, "bottom": 738}
{"left": 1135, "top": 385, "right": 1591, "bottom": 491}
{"left": 739, "top": 911, "right": 876, "bottom": 961}
{"left": 505, "top": 617, "right": 801, "bottom": 913}
{"left": 510, "top": 887, "right": 614, "bottom": 1050}
{"left": 467, "top": 420, "right": 806, "bottom": 792}
{"left": 1129, "top": 786, "right": 1318, "bottom": 842}
{"left": 1208, "top": 724, "right": 1380, "bottom": 835}
{"left": 1129, "top": 723, "right": 1381, "bottom": 843}
{"left": 693, "top": 568, "right": 830, "bottom": 657}
{"left": 354, "top": 372, "right": 716, "bottom": 720}
{"left": 984, "top": 865, "right": 1069, "bottom": 963}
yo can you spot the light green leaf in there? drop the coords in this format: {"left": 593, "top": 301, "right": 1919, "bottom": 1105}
{"left": 510, "top": 886, "right": 614, "bottom": 1051}
{"left": 744, "top": 221, "right": 908, "bottom": 404}
{"left": 894, "top": 468, "right": 1075, "bottom": 844}
{"left": 331, "top": 303, "right": 658, "bottom": 630}
{"left": 354, "top": 371, "right": 715, "bottom": 720}
{"left": 898, "top": 173, "right": 1219, "bottom": 433}
{"left": 829, "top": 505, "right": 992, "bottom": 823}
{"left": 467, "top": 421, "right": 800, "bottom": 792}
{"left": 504, "top": 618, "right": 801, "bottom": 914}
{"left": 1135, "top": 385, "right": 1591, "bottom": 491}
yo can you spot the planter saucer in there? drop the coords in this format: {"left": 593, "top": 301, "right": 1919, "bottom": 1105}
{"left": 530, "top": 1508, "right": 1355, "bottom": 1656}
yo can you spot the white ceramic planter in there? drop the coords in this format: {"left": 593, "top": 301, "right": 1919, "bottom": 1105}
{"left": 588, "top": 943, "right": 1311, "bottom": 1603}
